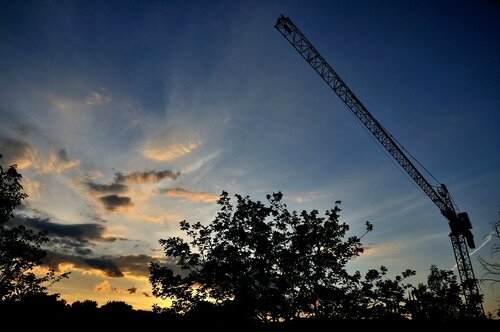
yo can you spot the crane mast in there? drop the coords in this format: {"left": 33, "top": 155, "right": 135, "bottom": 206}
{"left": 275, "top": 15, "right": 483, "bottom": 317}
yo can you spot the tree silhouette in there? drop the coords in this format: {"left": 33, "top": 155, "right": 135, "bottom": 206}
{"left": 478, "top": 214, "right": 500, "bottom": 317}
{"left": 100, "top": 300, "right": 134, "bottom": 314}
{"left": 150, "top": 191, "right": 372, "bottom": 321}
{"left": 0, "top": 154, "right": 68, "bottom": 302}
{"left": 407, "top": 265, "right": 464, "bottom": 320}
{"left": 354, "top": 266, "right": 416, "bottom": 319}
{"left": 71, "top": 299, "right": 98, "bottom": 314}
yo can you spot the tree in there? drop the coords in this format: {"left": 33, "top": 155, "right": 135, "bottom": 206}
{"left": 150, "top": 191, "right": 372, "bottom": 321}
{"left": 0, "top": 154, "right": 67, "bottom": 302}
{"left": 355, "top": 266, "right": 416, "bottom": 319}
{"left": 71, "top": 299, "right": 98, "bottom": 314}
{"left": 478, "top": 214, "right": 500, "bottom": 316}
{"left": 100, "top": 300, "right": 134, "bottom": 314}
{"left": 407, "top": 265, "right": 464, "bottom": 320}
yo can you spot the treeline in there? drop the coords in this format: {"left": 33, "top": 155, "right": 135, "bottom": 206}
{"left": 1, "top": 154, "right": 498, "bottom": 324}
{"left": 149, "top": 192, "right": 485, "bottom": 321}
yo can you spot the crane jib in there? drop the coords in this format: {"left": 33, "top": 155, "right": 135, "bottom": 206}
{"left": 274, "top": 14, "right": 483, "bottom": 317}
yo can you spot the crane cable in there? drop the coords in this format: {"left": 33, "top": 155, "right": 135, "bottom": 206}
{"left": 346, "top": 108, "right": 461, "bottom": 212}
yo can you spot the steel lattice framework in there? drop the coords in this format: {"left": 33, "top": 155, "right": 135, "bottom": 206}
{"left": 275, "top": 15, "right": 483, "bottom": 317}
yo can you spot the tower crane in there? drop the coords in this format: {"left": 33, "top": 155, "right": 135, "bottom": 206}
{"left": 275, "top": 15, "right": 483, "bottom": 317}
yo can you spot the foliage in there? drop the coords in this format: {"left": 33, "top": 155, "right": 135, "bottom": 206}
{"left": 150, "top": 191, "right": 371, "bottom": 321}
{"left": 0, "top": 154, "right": 27, "bottom": 224}
{"left": 354, "top": 266, "right": 416, "bottom": 319}
{"left": 0, "top": 154, "right": 68, "bottom": 302}
{"left": 478, "top": 214, "right": 500, "bottom": 316}
{"left": 100, "top": 300, "right": 134, "bottom": 314}
{"left": 406, "top": 265, "right": 464, "bottom": 320}
{"left": 72, "top": 299, "right": 99, "bottom": 313}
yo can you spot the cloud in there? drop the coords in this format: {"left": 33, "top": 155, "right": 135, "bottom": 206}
{"left": 115, "top": 169, "right": 181, "bottom": 184}
{"left": 13, "top": 215, "right": 118, "bottom": 242}
{"left": 141, "top": 139, "right": 201, "bottom": 161}
{"left": 110, "top": 254, "right": 159, "bottom": 277}
{"left": 12, "top": 215, "right": 125, "bottom": 256}
{"left": 160, "top": 187, "right": 219, "bottom": 203}
{"left": 113, "top": 287, "right": 121, "bottom": 294}
{"left": 52, "top": 90, "right": 110, "bottom": 111}
{"left": 94, "top": 280, "right": 111, "bottom": 292}
{"left": 46, "top": 252, "right": 165, "bottom": 279}
{"left": 142, "top": 292, "right": 151, "bottom": 298}
{"left": 21, "top": 178, "right": 41, "bottom": 201}
{"left": 85, "top": 91, "right": 110, "bottom": 107}
{"left": 451, "top": 231, "right": 495, "bottom": 271}
{"left": 0, "top": 138, "right": 79, "bottom": 173}
{"left": 82, "top": 168, "right": 180, "bottom": 211}
{"left": 99, "top": 195, "right": 134, "bottom": 211}
{"left": 127, "top": 287, "right": 137, "bottom": 294}
{"left": 0, "top": 137, "right": 37, "bottom": 169}
{"left": 363, "top": 243, "right": 394, "bottom": 256}
{"left": 85, "top": 181, "right": 128, "bottom": 194}
{"left": 293, "top": 191, "right": 325, "bottom": 204}
{"left": 38, "top": 149, "right": 80, "bottom": 173}
{"left": 43, "top": 149, "right": 80, "bottom": 173}
{"left": 48, "top": 252, "right": 124, "bottom": 278}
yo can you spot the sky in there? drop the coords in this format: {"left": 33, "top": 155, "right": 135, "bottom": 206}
{"left": 0, "top": 0, "right": 499, "bottom": 312}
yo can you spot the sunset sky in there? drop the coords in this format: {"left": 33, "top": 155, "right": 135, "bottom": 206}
{"left": 1, "top": 1, "right": 499, "bottom": 312}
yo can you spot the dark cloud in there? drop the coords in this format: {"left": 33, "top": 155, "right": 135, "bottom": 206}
{"left": 47, "top": 252, "right": 124, "bottom": 278}
{"left": 84, "top": 169, "right": 180, "bottom": 212}
{"left": 57, "top": 149, "right": 69, "bottom": 161}
{"left": 13, "top": 215, "right": 111, "bottom": 241}
{"left": 50, "top": 237, "right": 93, "bottom": 256}
{"left": 111, "top": 254, "right": 157, "bottom": 277}
{"left": 99, "top": 194, "right": 133, "bottom": 211}
{"left": 85, "top": 181, "right": 128, "bottom": 194}
{"left": 142, "top": 292, "right": 151, "bottom": 298}
{"left": 45, "top": 252, "right": 165, "bottom": 278}
{"left": 12, "top": 215, "right": 126, "bottom": 256}
{"left": 86, "top": 213, "right": 108, "bottom": 223}
{"left": 115, "top": 169, "right": 180, "bottom": 184}
{"left": 127, "top": 287, "right": 137, "bottom": 294}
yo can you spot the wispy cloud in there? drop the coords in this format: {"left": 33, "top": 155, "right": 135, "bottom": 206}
{"left": 21, "top": 177, "right": 41, "bottom": 201}
{"left": 39, "top": 149, "right": 80, "bottom": 173}
{"left": 451, "top": 231, "right": 495, "bottom": 271}
{"left": 85, "top": 91, "right": 110, "bottom": 107}
{"left": 363, "top": 243, "right": 394, "bottom": 256}
{"left": 0, "top": 138, "right": 79, "bottom": 173}
{"left": 0, "top": 137, "right": 38, "bottom": 169}
{"left": 52, "top": 90, "right": 110, "bottom": 112}
{"left": 140, "top": 130, "right": 201, "bottom": 162}
{"left": 293, "top": 191, "right": 325, "bottom": 204}
{"left": 160, "top": 187, "right": 219, "bottom": 203}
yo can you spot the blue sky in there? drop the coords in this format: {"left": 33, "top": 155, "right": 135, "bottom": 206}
{"left": 1, "top": 0, "right": 499, "bottom": 311}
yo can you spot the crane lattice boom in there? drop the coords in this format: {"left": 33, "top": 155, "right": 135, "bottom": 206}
{"left": 275, "top": 15, "right": 483, "bottom": 317}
